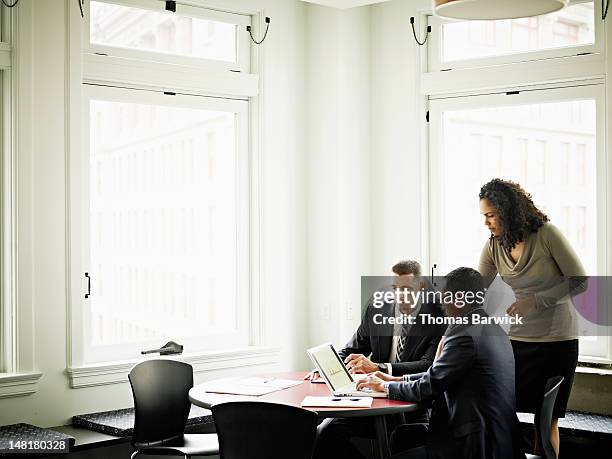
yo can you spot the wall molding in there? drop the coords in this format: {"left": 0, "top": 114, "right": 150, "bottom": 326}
{"left": 0, "top": 372, "right": 42, "bottom": 398}
{"left": 66, "top": 346, "right": 280, "bottom": 388}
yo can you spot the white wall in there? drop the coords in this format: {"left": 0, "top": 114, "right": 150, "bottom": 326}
{"left": 305, "top": 4, "right": 372, "bottom": 348}
{"left": 370, "top": 0, "right": 428, "bottom": 274}
{"left": 0, "top": 0, "right": 309, "bottom": 427}
{"left": 252, "top": 0, "right": 308, "bottom": 375}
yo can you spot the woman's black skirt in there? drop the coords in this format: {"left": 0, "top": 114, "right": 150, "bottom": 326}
{"left": 511, "top": 339, "right": 578, "bottom": 419}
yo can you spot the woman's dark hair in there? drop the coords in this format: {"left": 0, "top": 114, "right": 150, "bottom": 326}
{"left": 479, "top": 179, "right": 549, "bottom": 250}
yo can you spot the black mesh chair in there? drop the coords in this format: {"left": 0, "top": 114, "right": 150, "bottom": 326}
{"left": 526, "top": 376, "right": 564, "bottom": 459}
{"left": 128, "top": 360, "right": 219, "bottom": 458}
{"left": 211, "top": 401, "right": 318, "bottom": 459}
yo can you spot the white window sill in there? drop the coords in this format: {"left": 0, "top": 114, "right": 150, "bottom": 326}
{"left": 0, "top": 372, "right": 43, "bottom": 398}
{"left": 576, "top": 364, "right": 612, "bottom": 377}
{"left": 66, "top": 346, "right": 281, "bottom": 389}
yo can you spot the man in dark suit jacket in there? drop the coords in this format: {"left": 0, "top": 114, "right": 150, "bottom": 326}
{"left": 357, "top": 267, "right": 522, "bottom": 459}
{"left": 339, "top": 297, "right": 445, "bottom": 377}
{"left": 307, "top": 260, "right": 446, "bottom": 381}
{"left": 312, "top": 260, "right": 446, "bottom": 459}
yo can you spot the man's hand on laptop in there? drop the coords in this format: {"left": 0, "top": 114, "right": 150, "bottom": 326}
{"left": 344, "top": 354, "right": 378, "bottom": 374}
{"left": 303, "top": 370, "right": 319, "bottom": 381}
{"left": 356, "top": 374, "right": 386, "bottom": 393}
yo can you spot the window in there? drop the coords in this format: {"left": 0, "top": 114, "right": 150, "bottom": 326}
{"left": 530, "top": 140, "right": 546, "bottom": 185}
{"left": 482, "top": 135, "right": 502, "bottom": 177}
{"left": 553, "top": 19, "right": 580, "bottom": 45}
{"left": 70, "top": 0, "right": 257, "bottom": 368}
{"left": 511, "top": 17, "right": 538, "bottom": 51}
{"left": 420, "top": 0, "right": 609, "bottom": 362}
{"left": 82, "top": 87, "right": 249, "bottom": 363}
{"left": 514, "top": 138, "right": 528, "bottom": 183}
{"left": 429, "top": 86, "right": 601, "bottom": 276}
{"left": 86, "top": 0, "right": 251, "bottom": 72}
{"left": 575, "top": 143, "right": 587, "bottom": 185}
{"left": 428, "top": 1, "right": 598, "bottom": 70}
{"left": 560, "top": 142, "right": 570, "bottom": 184}
{"left": 428, "top": 85, "right": 607, "bottom": 361}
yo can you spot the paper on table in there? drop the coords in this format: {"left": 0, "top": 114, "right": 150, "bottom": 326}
{"left": 267, "top": 379, "right": 303, "bottom": 389}
{"left": 200, "top": 382, "right": 279, "bottom": 396}
{"left": 301, "top": 396, "right": 373, "bottom": 408}
{"left": 240, "top": 377, "right": 303, "bottom": 389}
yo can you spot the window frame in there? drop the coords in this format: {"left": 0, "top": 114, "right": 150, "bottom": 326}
{"left": 419, "top": 0, "right": 611, "bottom": 362}
{"left": 86, "top": 0, "right": 252, "bottom": 73}
{"left": 427, "top": 0, "right": 603, "bottom": 72}
{"left": 428, "top": 84, "right": 610, "bottom": 362}
{"left": 428, "top": 83, "right": 606, "bottom": 274}
{"left": 76, "top": 84, "right": 251, "bottom": 365}
{"left": 66, "top": 0, "right": 275, "bottom": 383}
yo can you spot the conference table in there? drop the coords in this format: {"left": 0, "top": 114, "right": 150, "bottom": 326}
{"left": 189, "top": 371, "right": 425, "bottom": 459}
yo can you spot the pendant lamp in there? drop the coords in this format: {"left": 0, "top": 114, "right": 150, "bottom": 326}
{"left": 433, "top": 0, "right": 569, "bottom": 20}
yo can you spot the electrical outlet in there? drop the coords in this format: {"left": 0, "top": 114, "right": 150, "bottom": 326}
{"left": 345, "top": 302, "right": 353, "bottom": 321}
{"left": 322, "top": 304, "right": 331, "bottom": 320}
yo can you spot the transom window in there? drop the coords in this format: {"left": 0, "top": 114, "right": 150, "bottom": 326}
{"left": 86, "top": 0, "right": 251, "bottom": 72}
{"left": 428, "top": 1, "right": 599, "bottom": 71}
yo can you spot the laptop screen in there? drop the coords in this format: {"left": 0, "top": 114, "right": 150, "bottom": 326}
{"left": 307, "top": 343, "right": 353, "bottom": 390}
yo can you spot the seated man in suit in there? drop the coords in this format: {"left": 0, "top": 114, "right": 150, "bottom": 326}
{"left": 307, "top": 260, "right": 446, "bottom": 381}
{"left": 357, "top": 267, "right": 521, "bottom": 459}
{"left": 312, "top": 260, "right": 446, "bottom": 459}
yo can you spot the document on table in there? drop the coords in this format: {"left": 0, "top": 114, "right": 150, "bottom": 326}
{"left": 200, "top": 381, "right": 279, "bottom": 396}
{"left": 200, "top": 377, "right": 303, "bottom": 396}
{"left": 240, "top": 377, "right": 303, "bottom": 389}
{"left": 301, "top": 396, "right": 373, "bottom": 408}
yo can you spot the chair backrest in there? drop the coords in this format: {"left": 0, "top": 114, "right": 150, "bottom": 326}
{"left": 211, "top": 401, "right": 318, "bottom": 459}
{"left": 128, "top": 359, "right": 193, "bottom": 448}
{"left": 538, "top": 376, "right": 564, "bottom": 459}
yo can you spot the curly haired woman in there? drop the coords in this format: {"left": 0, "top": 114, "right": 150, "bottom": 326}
{"left": 478, "top": 178, "right": 587, "bottom": 458}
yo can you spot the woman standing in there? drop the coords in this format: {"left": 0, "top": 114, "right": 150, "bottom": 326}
{"left": 478, "top": 178, "right": 587, "bottom": 458}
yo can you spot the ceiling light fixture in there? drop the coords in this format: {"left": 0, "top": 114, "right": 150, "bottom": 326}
{"left": 433, "top": 0, "right": 569, "bottom": 20}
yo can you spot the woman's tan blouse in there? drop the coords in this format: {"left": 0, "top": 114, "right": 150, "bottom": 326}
{"left": 479, "top": 222, "right": 587, "bottom": 342}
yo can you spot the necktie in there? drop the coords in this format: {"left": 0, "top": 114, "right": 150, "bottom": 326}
{"left": 395, "top": 324, "right": 409, "bottom": 362}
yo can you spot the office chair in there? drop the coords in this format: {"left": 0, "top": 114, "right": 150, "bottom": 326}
{"left": 211, "top": 401, "right": 318, "bottom": 459}
{"left": 389, "top": 422, "right": 429, "bottom": 456}
{"left": 526, "top": 376, "right": 564, "bottom": 459}
{"left": 128, "top": 360, "right": 219, "bottom": 458}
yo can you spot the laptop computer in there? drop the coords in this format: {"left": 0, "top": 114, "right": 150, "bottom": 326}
{"left": 306, "top": 343, "right": 387, "bottom": 398}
